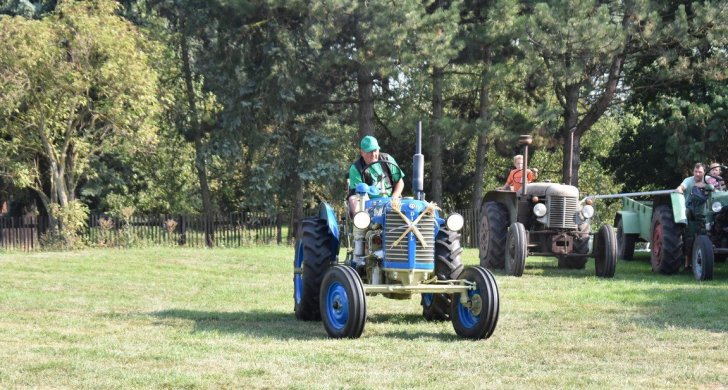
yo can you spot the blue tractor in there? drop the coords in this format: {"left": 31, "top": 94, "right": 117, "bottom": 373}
{"left": 293, "top": 125, "right": 500, "bottom": 339}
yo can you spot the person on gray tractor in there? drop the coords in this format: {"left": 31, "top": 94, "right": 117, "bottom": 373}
{"left": 347, "top": 135, "right": 405, "bottom": 215}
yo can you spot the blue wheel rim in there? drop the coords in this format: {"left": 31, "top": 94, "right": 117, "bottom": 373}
{"left": 422, "top": 293, "right": 433, "bottom": 308}
{"left": 456, "top": 289, "right": 480, "bottom": 329}
{"left": 325, "top": 281, "right": 349, "bottom": 330}
{"left": 294, "top": 242, "right": 304, "bottom": 304}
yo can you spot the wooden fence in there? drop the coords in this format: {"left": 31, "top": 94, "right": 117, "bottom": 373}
{"left": 0, "top": 208, "right": 481, "bottom": 252}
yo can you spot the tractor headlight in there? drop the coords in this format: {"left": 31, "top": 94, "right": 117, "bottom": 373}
{"left": 580, "top": 205, "right": 595, "bottom": 219}
{"left": 533, "top": 203, "right": 547, "bottom": 217}
{"left": 353, "top": 211, "right": 371, "bottom": 229}
{"left": 712, "top": 202, "right": 723, "bottom": 213}
{"left": 446, "top": 214, "right": 465, "bottom": 231}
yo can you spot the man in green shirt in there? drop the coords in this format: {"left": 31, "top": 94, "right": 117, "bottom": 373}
{"left": 347, "top": 135, "right": 405, "bottom": 213}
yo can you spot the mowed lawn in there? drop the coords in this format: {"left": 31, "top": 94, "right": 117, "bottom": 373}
{"left": 1, "top": 246, "right": 727, "bottom": 389}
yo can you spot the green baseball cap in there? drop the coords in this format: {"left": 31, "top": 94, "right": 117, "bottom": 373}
{"left": 360, "top": 136, "right": 380, "bottom": 152}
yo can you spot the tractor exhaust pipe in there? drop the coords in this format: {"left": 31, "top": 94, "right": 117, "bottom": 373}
{"left": 518, "top": 135, "right": 533, "bottom": 196}
{"left": 413, "top": 121, "right": 425, "bottom": 200}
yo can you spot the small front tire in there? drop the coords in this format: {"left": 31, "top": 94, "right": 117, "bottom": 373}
{"left": 692, "top": 235, "right": 714, "bottom": 281}
{"left": 594, "top": 225, "right": 617, "bottom": 278}
{"left": 320, "top": 265, "right": 367, "bottom": 338}
{"left": 451, "top": 266, "right": 500, "bottom": 340}
{"left": 616, "top": 219, "right": 636, "bottom": 261}
{"left": 505, "top": 222, "right": 526, "bottom": 277}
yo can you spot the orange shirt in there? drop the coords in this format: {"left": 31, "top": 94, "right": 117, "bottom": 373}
{"left": 504, "top": 169, "right": 535, "bottom": 192}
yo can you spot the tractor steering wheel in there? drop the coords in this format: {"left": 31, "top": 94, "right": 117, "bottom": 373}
{"left": 361, "top": 160, "right": 401, "bottom": 196}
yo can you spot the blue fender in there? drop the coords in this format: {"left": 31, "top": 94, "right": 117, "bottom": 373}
{"left": 318, "top": 202, "right": 341, "bottom": 256}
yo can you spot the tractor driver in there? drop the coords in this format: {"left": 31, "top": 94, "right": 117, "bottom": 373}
{"left": 500, "top": 154, "right": 538, "bottom": 192}
{"left": 676, "top": 162, "right": 706, "bottom": 196}
{"left": 347, "top": 135, "right": 405, "bottom": 215}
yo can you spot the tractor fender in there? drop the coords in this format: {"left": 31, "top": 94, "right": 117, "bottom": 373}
{"left": 318, "top": 202, "right": 341, "bottom": 256}
{"left": 615, "top": 211, "right": 640, "bottom": 234}
{"left": 670, "top": 192, "right": 688, "bottom": 225}
{"left": 482, "top": 190, "right": 518, "bottom": 224}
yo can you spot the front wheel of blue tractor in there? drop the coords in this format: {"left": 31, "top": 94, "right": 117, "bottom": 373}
{"left": 320, "top": 265, "right": 366, "bottom": 338}
{"left": 451, "top": 266, "right": 500, "bottom": 340}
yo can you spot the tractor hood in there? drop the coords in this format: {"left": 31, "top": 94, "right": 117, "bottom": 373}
{"left": 525, "top": 182, "right": 580, "bottom": 198}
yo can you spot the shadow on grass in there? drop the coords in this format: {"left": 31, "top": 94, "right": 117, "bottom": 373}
{"left": 629, "top": 285, "right": 728, "bottom": 333}
{"left": 149, "top": 309, "right": 456, "bottom": 340}
{"left": 150, "top": 309, "right": 326, "bottom": 340}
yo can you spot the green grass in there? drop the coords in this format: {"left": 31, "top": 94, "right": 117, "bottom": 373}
{"left": 1, "top": 247, "right": 727, "bottom": 389}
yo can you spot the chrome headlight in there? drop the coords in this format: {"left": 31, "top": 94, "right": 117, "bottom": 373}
{"left": 712, "top": 202, "right": 723, "bottom": 213}
{"left": 353, "top": 211, "right": 371, "bottom": 229}
{"left": 533, "top": 203, "right": 547, "bottom": 217}
{"left": 580, "top": 205, "right": 595, "bottom": 219}
{"left": 446, "top": 214, "right": 465, "bottom": 231}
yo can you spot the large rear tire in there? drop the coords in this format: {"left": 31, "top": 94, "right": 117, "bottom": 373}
{"left": 650, "top": 205, "right": 683, "bottom": 275}
{"left": 691, "top": 235, "right": 714, "bottom": 281}
{"left": 320, "top": 265, "right": 366, "bottom": 338}
{"left": 293, "top": 218, "right": 334, "bottom": 321}
{"left": 479, "top": 201, "right": 509, "bottom": 270}
{"left": 422, "top": 228, "right": 464, "bottom": 321}
{"left": 617, "top": 219, "right": 636, "bottom": 261}
{"left": 594, "top": 225, "right": 617, "bottom": 278}
{"left": 451, "top": 266, "right": 500, "bottom": 340}
{"left": 505, "top": 222, "right": 526, "bottom": 277}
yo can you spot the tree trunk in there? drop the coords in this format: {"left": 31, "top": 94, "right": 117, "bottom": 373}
{"left": 357, "top": 66, "right": 375, "bottom": 139}
{"left": 180, "top": 20, "right": 214, "bottom": 247}
{"left": 472, "top": 61, "right": 492, "bottom": 211}
{"left": 291, "top": 174, "right": 304, "bottom": 245}
{"left": 430, "top": 66, "right": 444, "bottom": 205}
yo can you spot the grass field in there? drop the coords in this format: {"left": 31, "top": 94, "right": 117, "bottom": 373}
{"left": 1, "top": 247, "right": 727, "bottom": 389}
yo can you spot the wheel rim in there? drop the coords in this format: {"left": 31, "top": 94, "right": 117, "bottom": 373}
{"left": 294, "top": 243, "right": 304, "bottom": 304}
{"left": 480, "top": 219, "right": 490, "bottom": 253}
{"left": 507, "top": 233, "right": 515, "bottom": 267}
{"left": 694, "top": 248, "right": 703, "bottom": 276}
{"left": 456, "top": 290, "right": 480, "bottom": 329}
{"left": 422, "top": 293, "right": 433, "bottom": 308}
{"left": 652, "top": 223, "right": 663, "bottom": 265}
{"left": 325, "top": 281, "right": 349, "bottom": 330}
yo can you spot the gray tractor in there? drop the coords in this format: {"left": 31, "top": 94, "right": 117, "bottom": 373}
{"left": 479, "top": 135, "right": 617, "bottom": 277}
{"left": 293, "top": 125, "right": 500, "bottom": 339}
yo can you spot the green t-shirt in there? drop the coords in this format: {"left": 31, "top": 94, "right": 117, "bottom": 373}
{"left": 348, "top": 154, "right": 404, "bottom": 198}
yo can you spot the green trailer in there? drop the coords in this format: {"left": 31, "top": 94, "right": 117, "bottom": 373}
{"left": 607, "top": 190, "right": 687, "bottom": 275}
{"left": 595, "top": 179, "right": 728, "bottom": 281}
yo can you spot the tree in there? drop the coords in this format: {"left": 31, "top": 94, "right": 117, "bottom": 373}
{"left": 605, "top": 2, "right": 728, "bottom": 190}
{"left": 523, "top": 1, "right": 727, "bottom": 187}
{"left": 0, "top": 0, "right": 163, "bottom": 221}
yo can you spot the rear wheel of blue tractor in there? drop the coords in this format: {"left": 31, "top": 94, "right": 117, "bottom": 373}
{"left": 691, "top": 235, "right": 714, "bottom": 281}
{"left": 320, "top": 265, "right": 366, "bottom": 338}
{"left": 451, "top": 266, "right": 500, "bottom": 340}
{"left": 293, "top": 217, "right": 334, "bottom": 321}
{"left": 422, "top": 228, "right": 464, "bottom": 321}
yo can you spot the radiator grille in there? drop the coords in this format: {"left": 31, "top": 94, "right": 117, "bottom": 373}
{"left": 384, "top": 210, "right": 435, "bottom": 265}
{"left": 548, "top": 196, "right": 578, "bottom": 229}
